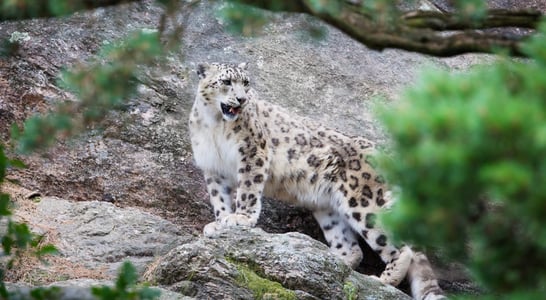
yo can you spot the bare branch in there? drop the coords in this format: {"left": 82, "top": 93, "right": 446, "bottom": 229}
{"left": 234, "top": 0, "right": 542, "bottom": 57}
{"left": 3, "top": 0, "right": 542, "bottom": 57}
{"left": 402, "top": 9, "right": 542, "bottom": 30}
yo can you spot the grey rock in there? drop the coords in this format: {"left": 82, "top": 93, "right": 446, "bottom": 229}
{"left": 145, "top": 227, "right": 411, "bottom": 300}
{"left": 16, "top": 197, "right": 190, "bottom": 277}
{"left": 7, "top": 279, "right": 192, "bottom": 300}
{"left": 4, "top": 0, "right": 446, "bottom": 234}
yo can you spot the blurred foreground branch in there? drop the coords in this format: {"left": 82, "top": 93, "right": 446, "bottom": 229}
{"left": 231, "top": 0, "right": 543, "bottom": 57}
{"left": 0, "top": 0, "right": 144, "bottom": 21}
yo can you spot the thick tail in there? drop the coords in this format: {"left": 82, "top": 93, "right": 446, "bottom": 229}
{"left": 407, "top": 252, "right": 447, "bottom": 300}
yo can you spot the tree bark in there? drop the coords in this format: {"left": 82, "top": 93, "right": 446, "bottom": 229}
{"left": 234, "top": 0, "right": 542, "bottom": 57}
{"left": 402, "top": 9, "right": 542, "bottom": 30}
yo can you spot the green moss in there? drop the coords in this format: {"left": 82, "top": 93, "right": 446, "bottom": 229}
{"left": 227, "top": 257, "right": 296, "bottom": 300}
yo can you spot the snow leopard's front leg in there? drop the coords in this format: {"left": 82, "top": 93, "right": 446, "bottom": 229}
{"left": 221, "top": 140, "right": 269, "bottom": 228}
{"left": 205, "top": 174, "right": 234, "bottom": 220}
{"left": 203, "top": 173, "right": 235, "bottom": 237}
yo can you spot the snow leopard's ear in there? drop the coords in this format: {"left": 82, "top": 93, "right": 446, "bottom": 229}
{"left": 197, "top": 63, "right": 209, "bottom": 79}
{"left": 238, "top": 62, "right": 248, "bottom": 70}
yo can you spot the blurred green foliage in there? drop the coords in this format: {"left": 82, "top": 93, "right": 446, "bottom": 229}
{"left": 379, "top": 21, "right": 546, "bottom": 298}
{"left": 0, "top": 28, "right": 162, "bottom": 299}
{"left": 361, "top": 0, "right": 403, "bottom": 24}
{"left": 219, "top": 2, "right": 270, "bottom": 36}
{"left": 454, "top": 0, "right": 487, "bottom": 22}
{"left": 11, "top": 30, "right": 165, "bottom": 154}
{"left": 92, "top": 261, "right": 160, "bottom": 300}
{"left": 220, "top": 0, "right": 338, "bottom": 38}
{"left": 0, "top": 0, "right": 135, "bottom": 20}
{"left": 0, "top": 146, "right": 59, "bottom": 298}
{"left": 222, "top": 0, "right": 490, "bottom": 35}
{"left": 1, "top": 1, "right": 179, "bottom": 298}
{"left": 27, "top": 286, "right": 63, "bottom": 300}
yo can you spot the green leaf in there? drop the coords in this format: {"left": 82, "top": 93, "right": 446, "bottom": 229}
{"left": 0, "top": 193, "right": 12, "bottom": 216}
{"left": 36, "top": 244, "right": 59, "bottom": 257}
{"left": 0, "top": 280, "right": 7, "bottom": 299}
{"left": 11, "top": 221, "right": 34, "bottom": 248}
{"left": 138, "top": 287, "right": 162, "bottom": 300}
{"left": 8, "top": 158, "right": 26, "bottom": 169}
{"left": 116, "top": 261, "right": 138, "bottom": 291}
{"left": 30, "top": 286, "right": 62, "bottom": 300}
{"left": 91, "top": 261, "right": 160, "bottom": 299}
{"left": 91, "top": 286, "right": 119, "bottom": 299}
{"left": 0, "top": 145, "right": 6, "bottom": 181}
{"left": 2, "top": 235, "right": 14, "bottom": 255}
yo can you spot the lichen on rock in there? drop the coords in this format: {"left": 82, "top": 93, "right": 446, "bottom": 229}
{"left": 228, "top": 258, "right": 297, "bottom": 300}
{"left": 144, "top": 227, "right": 411, "bottom": 300}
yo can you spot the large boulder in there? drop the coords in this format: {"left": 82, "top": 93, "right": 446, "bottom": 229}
{"left": 6, "top": 184, "right": 188, "bottom": 281}
{"left": 6, "top": 185, "right": 411, "bottom": 299}
{"left": 144, "top": 227, "right": 411, "bottom": 300}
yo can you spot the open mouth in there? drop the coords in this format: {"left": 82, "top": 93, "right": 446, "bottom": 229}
{"left": 221, "top": 103, "right": 241, "bottom": 118}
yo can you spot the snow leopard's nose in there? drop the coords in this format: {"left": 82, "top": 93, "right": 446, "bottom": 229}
{"left": 236, "top": 97, "right": 247, "bottom": 105}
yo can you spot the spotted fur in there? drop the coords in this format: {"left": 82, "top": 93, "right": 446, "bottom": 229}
{"left": 189, "top": 63, "right": 445, "bottom": 300}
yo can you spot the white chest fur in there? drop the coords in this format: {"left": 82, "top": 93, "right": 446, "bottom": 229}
{"left": 192, "top": 129, "right": 239, "bottom": 174}
{"left": 190, "top": 115, "right": 240, "bottom": 180}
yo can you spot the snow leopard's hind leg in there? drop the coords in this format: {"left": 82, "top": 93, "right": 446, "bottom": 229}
{"left": 313, "top": 210, "right": 363, "bottom": 269}
{"left": 340, "top": 192, "right": 413, "bottom": 287}
{"left": 407, "top": 252, "right": 446, "bottom": 300}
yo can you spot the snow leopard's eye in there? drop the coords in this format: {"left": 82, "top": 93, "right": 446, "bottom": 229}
{"left": 222, "top": 79, "right": 231, "bottom": 86}
{"left": 243, "top": 79, "right": 250, "bottom": 86}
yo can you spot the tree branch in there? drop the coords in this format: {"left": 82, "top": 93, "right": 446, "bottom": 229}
{"left": 402, "top": 9, "right": 542, "bottom": 30}
{"left": 233, "top": 0, "right": 542, "bottom": 57}
{"left": 3, "top": 0, "right": 542, "bottom": 57}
